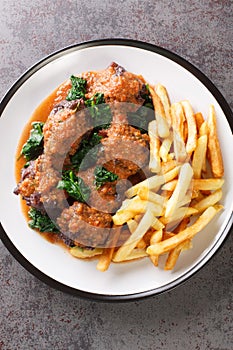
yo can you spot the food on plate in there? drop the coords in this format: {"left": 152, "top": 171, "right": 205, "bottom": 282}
{"left": 14, "top": 62, "right": 224, "bottom": 272}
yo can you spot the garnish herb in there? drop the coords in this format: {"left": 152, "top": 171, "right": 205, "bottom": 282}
{"left": 66, "top": 75, "right": 87, "bottom": 101}
{"left": 94, "top": 166, "right": 118, "bottom": 189}
{"left": 85, "top": 93, "right": 112, "bottom": 128}
{"left": 28, "top": 208, "right": 59, "bottom": 233}
{"left": 21, "top": 122, "right": 44, "bottom": 161}
{"left": 71, "top": 132, "right": 102, "bottom": 170}
{"left": 57, "top": 170, "right": 90, "bottom": 203}
{"left": 66, "top": 75, "right": 112, "bottom": 128}
{"left": 142, "top": 84, "right": 154, "bottom": 110}
{"left": 127, "top": 85, "right": 154, "bottom": 133}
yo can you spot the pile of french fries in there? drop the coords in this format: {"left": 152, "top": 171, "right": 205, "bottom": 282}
{"left": 80, "top": 84, "right": 225, "bottom": 272}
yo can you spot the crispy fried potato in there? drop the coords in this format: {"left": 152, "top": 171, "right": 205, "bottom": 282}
{"left": 181, "top": 100, "right": 197, "bottom": 154}
{"left": 148, "top": 120, "right": 161, "bottom": 173}
{"left": 161, "top": 207, "right": 198, "bottom": 225}
{"left": 155, "top": 84, "right": 172, "bottom": 125}
{"left": 165, "top": 163, "right": 193, "bottom": 217}
{"left": 147, "top": 206, "right": 217, "bottom": 255}
{"left": 97, "top": 226, "right": 122, "bottom": 272}
{"left": 193, "top": 189, "right": 223, "bottom": 212}
{"left": 125, "top": 166, "right": 180, "bottom": 198}
{"left": 114, "top": 209, "right": 155, "bottom": 262}
{"left": 207, "top": 105, "right": 224, "bottom": 178}
{"left": 137, "top": 187, "right": 166, "bottom": 207}
{"left": 194, "top": 112, "right": 204, "bottom": 134}
{"left": 112, "top": 249, "right": 148, "bottom": 262}
{"left": 170, "top": 102, "right": 186, "bottom": 141}
{"left": 70, "top": 246, "right": 103, "bottom": 259}
{"left": 96, "top": 88, "right": 224, "bottom": 271}
{"left": 192, "top": 135, "right": 208, "bottom": 178}
{"left": 149, "top": 85, "right": 170, "bottom": 138}
{"left": 159, "top": 136, "right": 173, "bottom": 162}
{"left": 162, "top": 178, "right": 224, "bottom": 192}
{"left": 149, "top": 229, "right": 163, "bottom": 266}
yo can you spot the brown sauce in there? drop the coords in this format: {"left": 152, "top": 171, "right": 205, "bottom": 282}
{"left": 15, "top": 81, "right": 71, "bottom": 245}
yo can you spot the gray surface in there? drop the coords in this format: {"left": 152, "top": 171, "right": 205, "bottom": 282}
{"left": 0, "top": 0, "right": 232, "bottom": 349}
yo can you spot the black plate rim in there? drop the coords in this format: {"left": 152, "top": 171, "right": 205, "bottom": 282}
{"left": 0, "top": 38, "right": 232, "bottom": 302}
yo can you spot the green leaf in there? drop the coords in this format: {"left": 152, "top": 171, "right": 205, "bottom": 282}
{"left": 57, "top": 170, "right": 90, "bottom": 203}
{"left": 94, "top": 166, "right": 118, "bottom": 189}
{"left": 21, "top": 122, "right": 44, "bottom": 161}
{"left": 66, "top": 75, "right": 87, "bottom": 101}
{"left": 71, "top": 132, "right": 102, "bottom": 170}
{"left": 28, "top": 208, "right": 59, "bottom": 233}
{"left": 85, "top": 93, "right": 112, "bottom": 129}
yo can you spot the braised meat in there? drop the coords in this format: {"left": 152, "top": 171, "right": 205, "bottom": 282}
{"left": 100, "top": 123, "right": 149, "bottom": 177}
{"left": 57, "top": 202, "right": 112, "bottom": 247}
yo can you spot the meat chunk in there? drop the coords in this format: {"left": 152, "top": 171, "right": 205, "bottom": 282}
{"left": 34, "top": 154, "right": 66, "bottom": 209}
{"left": 57, "top": 202, "right": 112, "bottom": 247}
{"left": 100, "top": 123, "right": 149, "bottom": 177}
{"left": 43, "top": 99, "right": 90, "bottom": 156}
{"left": 77, "top": 167, "right": 121, "bottom": 214}
{"left": 82, "top": 62, "right": 147, "bottom": 105}
{"left": 14, "top": 160, "right": 43, "bottom": 209}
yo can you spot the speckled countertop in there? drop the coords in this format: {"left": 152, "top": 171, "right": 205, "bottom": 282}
{"left": 0, "top": 1, "right": 232, "bottom": 349}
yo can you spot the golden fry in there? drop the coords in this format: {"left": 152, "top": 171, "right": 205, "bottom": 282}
{"left": 181, "top": 100, "right": 197, "bottom": 154}
{"left": 148, "top": 120, "right": 161, "bottom": 173}
{"left": 207, "top": 105, "right": 224, "bottom": 178}
{"left": 147, "top": 206, "right": 217, "bottom": 255}
{"left": 193, "top": 189, "right": 223, "bottom": 212}
{"left": 155, "top": 84, "right": 172, "bottom": 125}
{"left": 162, "top": 178, "right": 224, "bottom": 192}
{"left": 194, "top": 112, "right": 204, "bottom": 134}
{"left": 114, "top": 209, "right": 155, "bottom": 262}
{"left": 149, "top": 85, "right": 170, "bottom": 138}
{"left": 192, "top": 135, "right": 208, "bottom": 178}
{"left": 125, "top": 166, "right": 180, "bottom": 198}
{"left": 165, "top": 163, "right": 193, "bottom": 217}
{"left": 149, "top": 229, "right": 163, "bottom": 266}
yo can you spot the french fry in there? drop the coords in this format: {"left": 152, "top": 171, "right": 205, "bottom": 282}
{"left": 181, "top": 100, "right": 197, "bottom": 154}
{"left": 192, "top": 135, "right": 208, "bottom": 178}
{"left": 165, "top": 163, "right": 193, "bottom": 217}
{"left": 148, "top": 120, "right": 161, "bottom": 173}
{"left": 112, "top": 249, "right": 148, "bottom": 262}
{"left": 125, "top": 165, "right": 180, "bottom": 198}
{"left": 199, "top": 121, "right": 208, "bottom": 137}
{"left": 149, "top": 85, "right": 170, "bottom": 138}
{"left": 193, "top": 189, "right": 223, "bottom": 212}
{"left": 194, "top": 112, "right": 204, "bottom": 134}
{"left": 161, "top": 207, "right": 198, "bottom": 225}
{"left": 114, "top": 209, "right": 155, "bottom": 262}
{"left": 165, "top": 239, "right": 190, "bottom": 270}
{"left": 170, "top": 102, "right": 186, "bottom": 141}
{"left": 162, "top": 178, "right": 224, "bottom": 192}
{"left": 173, "top": 131, "right": 188, "bottom": 162}
{"left": 207, "top": 105, "right": 224, "bottom": 178}
{"left": 150, "top": 229, "right": 163, "bottom": 266}
{"left": 70, "top": 246, "right": 103, "bottom": 259}
{"left": 170, "top": 103, "right": 188, "bottom": 162}
{"left": 147, "top": 206, "right": 218, "bottom": 255}
{"left": 155, "top": 84, "right": 172, "bottom": 125}
{"left": 160, "top": 159, "right": 178, "bottom": 174}
{"left": 159, "top": 136, "right": 173, "bottom": 162}
{"left": 165, "top": 217, "right": 190, "bottom": 270}
{"left": 137, "top": 187, "right": 166, "bottom": 207}
{"left": 97, "top": 226, "right": 122, "bottom": 272}
{"left": 151, "top": 217, "right": 165, "bottom": 230}
{"left": 112, "top": 210, "right": 136, "bottom": 226}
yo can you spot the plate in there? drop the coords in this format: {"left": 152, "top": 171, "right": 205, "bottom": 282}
{"left": 0, "top": 39, "right": 232, "bottom": 301}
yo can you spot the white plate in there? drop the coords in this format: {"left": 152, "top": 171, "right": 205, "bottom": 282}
{"left": 0, "top": 39, "right": 232, "bottom": 301}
